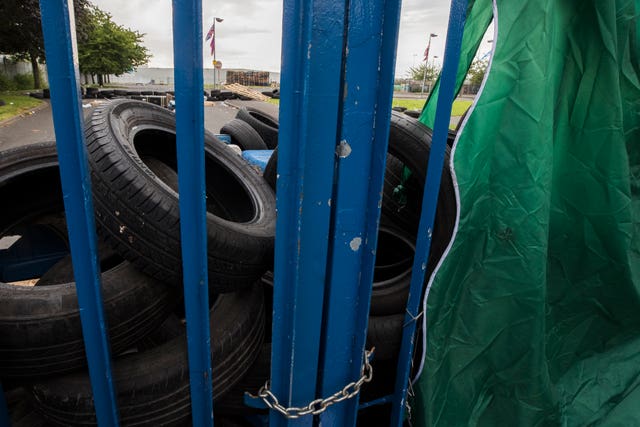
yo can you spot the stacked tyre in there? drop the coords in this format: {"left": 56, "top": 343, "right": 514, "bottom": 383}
{"left": 0, "top": 100, "right": 277, "bottom": 426}
{"left": 253, "top": 109, "right": 457, "bottom": 424}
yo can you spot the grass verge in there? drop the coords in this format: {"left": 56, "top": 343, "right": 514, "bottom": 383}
{"left": 0, "top": 93, "right": 44, "bottom": 122}
{"left": 392, "top": 98, "right": 472, "bottom": 116}
{"left": 264, "top": 97, "right": 472, "bottom": 116}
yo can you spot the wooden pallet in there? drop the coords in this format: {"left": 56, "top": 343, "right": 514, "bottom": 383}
{"left": 223, "top": 83, "right": 270, "bottom": 102}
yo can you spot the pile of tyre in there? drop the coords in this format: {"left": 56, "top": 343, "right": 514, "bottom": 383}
{"left": 207, "top": 90, "right": 254, "bottom": 102}
{"left": 0, "top": 99, "right": 456, "bottom": 426}
{"left": 216, "top": 104, "right": 457, "bottom": 424}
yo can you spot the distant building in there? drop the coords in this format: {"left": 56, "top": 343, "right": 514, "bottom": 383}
{"left": 107, "top": 67, "right": 280, "bottom": 86}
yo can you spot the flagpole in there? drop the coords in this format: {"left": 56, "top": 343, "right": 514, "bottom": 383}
{"left": 213, "top": 19, "right": 217, "bottom": 89}
{"left": 421, "top": 33, "right": 437, "bottom": 94}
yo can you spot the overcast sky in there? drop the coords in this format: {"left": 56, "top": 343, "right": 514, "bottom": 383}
{"left": 91, "top": 0, "right": 493, "bottom": 78}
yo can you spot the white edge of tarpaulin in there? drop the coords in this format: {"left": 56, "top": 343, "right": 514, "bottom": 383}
{"left": 413, "top": 0, "right": 499, "bottom": 383}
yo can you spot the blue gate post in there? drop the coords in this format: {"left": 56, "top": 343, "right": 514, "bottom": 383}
{"left": 317, "top": 0, "right": 403, "bottom": 425}
{"left": 390, "top": 0, "right": 469, "bottom": 424}
{"left": 39, "top": 0, "right": 120, "bottom": 425}
{"left": 171, "top": 1, "right": 214, "bottom": 426}
{"left": 269, "top": 0, "right": 348, "bottom": 425}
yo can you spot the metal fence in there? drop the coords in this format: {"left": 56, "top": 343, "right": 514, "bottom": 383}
{"left": 0, "top": 0, "right": 468, "bottom": 425}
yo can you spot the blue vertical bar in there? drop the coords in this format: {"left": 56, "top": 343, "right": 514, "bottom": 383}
{"left": 270, "top": 0, "right": 348, "bottom": 425}
{"left": 39, "top": 1, "right": 120, "bottom": 425}
{"left": 317, "top": 0, "right": 402, "bottom": 425}
{"left": 171, "top": 1, "right": 213, "bottom": 427}
{"left": 0, "top": 383, "right": 10, "bottom": 427}
{"left": 390, "top": 0, "right": 469, "bottom": 424}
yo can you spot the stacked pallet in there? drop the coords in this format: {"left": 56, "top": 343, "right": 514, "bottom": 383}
{"left": 223, "top": 83, "right": 271, "bottom": 102}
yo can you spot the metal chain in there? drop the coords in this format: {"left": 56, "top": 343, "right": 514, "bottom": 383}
{"left": 248, "top": 349, "right": 374, "bottom": 419}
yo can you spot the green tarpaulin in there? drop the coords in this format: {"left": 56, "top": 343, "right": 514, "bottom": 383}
{"left": 413, "top": 0, "right": 640, "bottom": 425}
{"left": 419, "top": 0, "right": 493, "bottom": 129}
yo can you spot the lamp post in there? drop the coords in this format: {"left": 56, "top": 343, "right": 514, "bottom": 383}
{"left": 421, "top": 32, "right": 438, "bottom": 94}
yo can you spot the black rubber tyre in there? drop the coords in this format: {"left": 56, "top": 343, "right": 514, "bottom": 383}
{"left": 369, "top": 226, "right": 415, "bottom": 316}
{"left": 85, "top": 87, "right": 99, "bottom": 98}
{"left": 381, "top": 152, "right": 422, "bottom": 234}
{"left": 220, "top": 119, "right": 268, "bottom": 151}
{"left": 0, "top": 142, "right": 177, "bottom": 379}
{"left": 366, "top": 314, "right": 403, "bottom": 361}
{"left": 235, "top": 107, "right": 279, "bottom": 149}
{"left": 42, "top": 88, "right": 50, "bottom": 99}
{"left": 381, "top": 111, "right": 456, "bottom": 274}
{"left": 36, "top": 242, "right": 121, "bottom": 287}
{"left": 216, "top": 343, "right": 270, "bottom": 415}
{"left": 262, "top": 147, "right": 278, "bottom": 191}
{"left": 404, "top": 109, "right": 421, "bottom": 118}
{"left": 85, "top": 100, "right": 276, "bottom": 292}
{"left": 31, "top": 284, "right": 265, "bottom": 427}
{"left": 0, "top": 99, "right": 5, "bottom": 106}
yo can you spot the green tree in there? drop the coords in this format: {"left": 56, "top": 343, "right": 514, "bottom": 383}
{"left": 467, "top": 58, "right": 489, "bottom": 86}
{"left": 0, "top": 0, "right": 90, "bottom": 89}
{"left": 78, "top": 8, "right": 151, "bottom": 85}
{"left": 407, "top": 63, "right": 441, "bottom": 82}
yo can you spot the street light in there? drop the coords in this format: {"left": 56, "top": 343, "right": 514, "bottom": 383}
{"left": 421, "top": 33, "right": 438, "bottom": 94}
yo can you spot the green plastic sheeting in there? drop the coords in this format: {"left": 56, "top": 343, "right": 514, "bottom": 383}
{"left": 419, "top": 0, "right": 494, "bottom": 129}
{"left": 413, "top": 0, "right": 640, "bottom": 426}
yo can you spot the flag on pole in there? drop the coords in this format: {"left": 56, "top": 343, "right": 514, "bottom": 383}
{"left": 209, "top": 37, "right": 215, "bottom": 56}
{"left": 205, "top": 18, "right": 224, "bottom": 56}
{"left": 205, "top": 25, "right": 216, "bottom": 56}
{"left": 205, "top": 27, "right": 214, "bottom": 42}
{"left": 423, "top": 33, "right": 439, "bottom": 61}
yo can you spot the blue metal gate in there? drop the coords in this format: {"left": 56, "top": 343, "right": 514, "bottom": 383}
{"left": 0, "top": 0, "right": 469, "bottom": 425}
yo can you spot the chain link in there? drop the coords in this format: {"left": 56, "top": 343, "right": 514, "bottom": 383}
{"left": 248, "top": 349, "right": 374, "bottom": 419}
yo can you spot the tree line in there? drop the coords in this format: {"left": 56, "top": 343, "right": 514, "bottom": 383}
{"left": 0, "top": 0, "right": 150, "bottom": 89}
{"left": 405, "top": 59, "right": 488, "bottom": 87}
